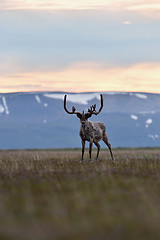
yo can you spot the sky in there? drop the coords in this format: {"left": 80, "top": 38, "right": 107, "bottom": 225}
{"left": 0, "top": 0, "right": 160, "bottom": 93}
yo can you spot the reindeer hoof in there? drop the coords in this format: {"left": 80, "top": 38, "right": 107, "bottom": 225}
{"left": 89, "top": 159, "right": 93, "bottom": 163}
{"left": 112, "top": 159, "right": 116, "bottom": 166}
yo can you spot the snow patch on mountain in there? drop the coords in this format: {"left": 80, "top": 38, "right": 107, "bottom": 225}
{"left": 148, "top": 134, "right": 159, "bottom": 141}
{"left": 0, "top": 104, "right": 5, "bottom": 113}
{"left": 2, "top": 97, "right": 9, "bottom": 115}
{"left": 103, "top": 92, "right": 128, "bottom": 95}
{"left": 44, "top": 92, "right": 148, "bottom": 105}
{"left": 140, "top": 111, "right": 156, "bottom": 114}
{"left": 44, "top": 93, "right": 101, "bottom": 105}
{"left": 135, "top": 93, "right": 148, "bottom": 99}
{"left": 44, "top": 103, "right": 48, "bottom": 107}
{"left": 146, "top": 119, "right": 152, "bottom": 124}
{"left": 130, "top": 93, "right": 148, "bottom": 99}
{"left": 131, "top": 115, "right": 138, "bottom": 120}
{"left": 35, "top": 95, "right": 41, "bottom": 104}
{"left": 145, "top": 118, "right": 152, "bottom": 128}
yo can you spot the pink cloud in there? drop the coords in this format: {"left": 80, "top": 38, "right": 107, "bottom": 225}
{"left": 0, "top": 62, "right": 160, "bottom": 93}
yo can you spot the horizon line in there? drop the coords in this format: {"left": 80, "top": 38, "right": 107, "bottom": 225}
{"left": 0, "top": 90, "right": 160, "bottom": 95}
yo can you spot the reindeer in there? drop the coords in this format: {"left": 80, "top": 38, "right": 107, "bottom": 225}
{"left": 64, "top": 94, "right": 114, "bottom": 162}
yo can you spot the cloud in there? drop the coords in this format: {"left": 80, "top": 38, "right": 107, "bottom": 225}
{"left": 0, "top": 1, "right": 159, "bottom": 94}
{"left": 0, "top": 62, "right": 160, "bottom": 93}
{"left": 125, "top": 1, "right": 160, "bottom": 19}
{"left": 1, "top": 0, "right": 160, "bottom": 13}
{"left": 123, "top": 21, "right": 132, "bottom": 24}
{"left": 0, "top": 0, "right": 113, "bottom": 10}
{"left": 1, "top": 9, "right": 160, "bottom": 73}
{"left": 127, "top": 3, "right": 160, "bottom": 10}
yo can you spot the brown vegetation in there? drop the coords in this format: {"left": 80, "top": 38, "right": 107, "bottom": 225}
{"left": 0, "top": 149, "right": 160, "bottom": 240}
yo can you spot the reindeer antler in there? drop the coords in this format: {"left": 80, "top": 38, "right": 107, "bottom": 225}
{"left": 88, "top": 94, "right": 103, "bottom": 115}
{"left": 64, "top": 95, "right": 79, "bottom": 114}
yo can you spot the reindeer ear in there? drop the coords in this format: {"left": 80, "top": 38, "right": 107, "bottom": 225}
{"left": 85, "top": 113, "right": 92, "bottom": 119}
{"left": 76, "top": 113, "right": 82, "bottom": 119}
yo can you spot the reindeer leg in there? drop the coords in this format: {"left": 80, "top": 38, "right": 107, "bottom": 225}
{"left": 103, "top": 135, "right": 114, "bottom": 162}
{"left": 89, "top": 140, "right": 93, "bottom": 162}
{"left": 94, "top": 141, "right": 100, "bottom": 161}
{"left": 81, "top": 140, "right": 85, "bottom": 162}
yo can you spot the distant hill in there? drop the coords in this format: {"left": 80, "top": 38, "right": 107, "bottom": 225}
{"left": 0, "top": 91, "right": 160, "bottom": 149}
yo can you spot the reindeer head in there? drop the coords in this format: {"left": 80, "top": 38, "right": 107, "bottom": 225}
{"left": 64, "top": 94, "right": 103, "bottom": 125}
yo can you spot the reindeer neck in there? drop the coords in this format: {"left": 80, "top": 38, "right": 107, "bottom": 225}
{"left": 87, "top": 119, "right": 92, "bottom": 125}
{"left": 81, "top": 119, "right": 92, "bottom": 130}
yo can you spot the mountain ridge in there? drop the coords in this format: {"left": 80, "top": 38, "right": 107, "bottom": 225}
{"left": 0, "top": 91, "right": 159, "bottom": 149}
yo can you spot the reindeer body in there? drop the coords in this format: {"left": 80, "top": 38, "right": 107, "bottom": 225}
{"left": 80, "top": 120, "right": 104, "bottom": 142}
{"left": 64, "top": 94, "right": 114, "bottom": 162}
{"left": 79, "top": 119, "right": 114, "bottom": 161}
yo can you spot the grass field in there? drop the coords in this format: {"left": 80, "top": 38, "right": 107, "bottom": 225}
{"left": 0, "top": 149, "right": 160, "bottom": 240}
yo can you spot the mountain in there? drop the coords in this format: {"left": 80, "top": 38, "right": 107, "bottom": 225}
{"left": 0, "top": 91, "right": 160, "bottom": 149}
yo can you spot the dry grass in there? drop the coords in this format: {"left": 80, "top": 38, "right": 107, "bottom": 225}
{"left": 0, "top": 149, "right": 160, "bottom": 240}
